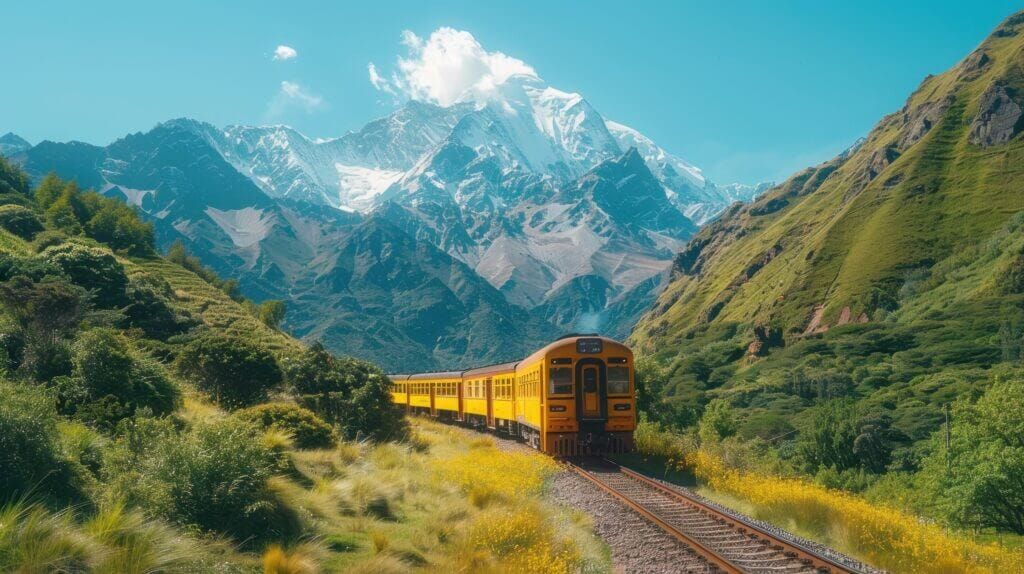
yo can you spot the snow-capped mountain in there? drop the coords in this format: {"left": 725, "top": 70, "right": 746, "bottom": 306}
{"left": 206, "top": 75, "right": 753, "bottom": 223}
{"left": 8, "top": 75, "right": 766, "bottom": 366}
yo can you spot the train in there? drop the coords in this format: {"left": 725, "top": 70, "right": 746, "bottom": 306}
{"left": 388, "top": 334, "right": 636, "bottom": 456}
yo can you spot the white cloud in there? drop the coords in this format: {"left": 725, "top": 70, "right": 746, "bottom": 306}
{"left": 273, "top": 45, "right": 298, "bottom": 61}
{"left": 368, "top": 27, "right": 538, "bottom": 106}
{"left": 367, "top": 63, "right": 394, "bottom": 95}
{"left": 265, "top": 81, "right": 325, "bottom": 120}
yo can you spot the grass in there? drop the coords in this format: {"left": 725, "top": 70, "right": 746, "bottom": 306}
{"left": 632, "top": 422, "right": 1024, "bottom": 574}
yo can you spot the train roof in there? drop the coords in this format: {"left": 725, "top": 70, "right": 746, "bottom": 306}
{"left": 463, "top": 360, "right": 518, "bottom": 378}
{"left": 386, "top": 336, "right": 631, "bottom": 380}
{"left": 405, "top": 370, "right": 463, "bottom": 380}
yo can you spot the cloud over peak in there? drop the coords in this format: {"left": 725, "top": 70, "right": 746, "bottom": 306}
{"left": 273, "top": 45, "right": 298, "bottom": 61}
{"left": 369, "top": 27, "right": 538, "bottom": 107}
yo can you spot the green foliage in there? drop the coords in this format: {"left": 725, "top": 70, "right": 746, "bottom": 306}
{"left": 795, "top": 400, "right": 906, "bottom": 475}
{"left": 123, "top": 271, "right": 196, "bottom": 339}
{"left": 103, "top": 416, "right": 297, "bottom": 544}
{"left": 0, "top": 275, "right": 85, "bottom": 381}
{"left": 59, "top": 329, "right": 179, "bottom": 429}
{"left": 0, "top": 205, "right": 43, "bottom": 240}
{"left": 697, "top": 399, "right": 737, "bottom": 444}
{"left": 31, "top": 230, "right": 68, "bottom": 253}
{"left": 32, "top": 173, "right": 155, "bottom": 254}
{"left": 0, "top": 381, "right": 80, "bottom": 503}
{"left": 84, "top": 200, "right": 155, "bottom": 255}
{"left": 40, "top": 242, "right": 128, "bottom": 308}
{"left": 285, "top": 342, "right": 407, "bottom": 441}
{"left": 921, "top": 377, "right": 1024, "bottom": 534}
{"left": 0, "top": 156, "right": 30, "bottom": 197}
{"left": 257, "top": 299, "right": 286, "bottom": 329}
{"left": 236, "top": 402, "right": 336, "bottom": 449}
{"left": 176, "top": 334, "right": 283, "bottom": 409}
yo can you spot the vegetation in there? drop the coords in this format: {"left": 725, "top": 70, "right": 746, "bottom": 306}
{"left": 631, "top": 422, "right": 1024, "bottom": 573}
{"left": 0, "top": 161, "right": 609, "bottom": 572}
{"left": 627, "top": 11, "right": 1024, "bottom": 563}
{"left": 176, "top": 334, "right": 283, "bottom": 409}
{"left": 235, "top": 402, "right": 336, "bottom": 449}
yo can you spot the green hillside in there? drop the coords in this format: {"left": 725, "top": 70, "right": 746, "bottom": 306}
{"left": 631, "top": 11, "right": 1024, "bottom": 531}
{"left": 0, "top": 160, "right": 605, "bottom": 572}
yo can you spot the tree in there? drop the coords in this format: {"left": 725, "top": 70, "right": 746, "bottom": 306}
{"left": 176, "top": 335, "right": 283, "bottom": 409}
{"left": 697, "top": 399, "right": 737, "bottom": 444}
{"left": 235, "top": 403, "right": 336, "bottom": 449}
{"left": 795, "top": 400, "right": 860, "bottom": 472}
{"left": 0, "top": 205, "right": 44, "bottom": 239}
{"left": 257, "top": 300, "right": 286, "bottom": 329}
{"left": 0, "top": 156, "right": 30, "bottom": 197}
{"left": 921, "top": 377, "right": 1024, "bottom": 534}
{"left": 33, "top": 173, "right": 66, "bottom": 208}
{"left": 86, "top": 202, "right": 155, "bottom": 255}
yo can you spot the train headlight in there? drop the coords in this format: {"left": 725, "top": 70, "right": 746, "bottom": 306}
{"left": 549, "top": 405, "right": 567, "bottom": 412}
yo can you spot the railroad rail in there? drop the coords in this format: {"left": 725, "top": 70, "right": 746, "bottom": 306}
{"left": 566, "top": 458, "right": 860, "bottom": 574}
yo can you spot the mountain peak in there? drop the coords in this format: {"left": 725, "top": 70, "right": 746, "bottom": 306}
{"left": 0, "top": 132, "right": 32, "bottom": 156}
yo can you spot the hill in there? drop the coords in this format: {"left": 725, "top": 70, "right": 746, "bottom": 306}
{"left": 0, "top": 158, "right": 606, "bottom": 572}
{"left": 630, "top": 10, "right": 1024, "bottom": 528}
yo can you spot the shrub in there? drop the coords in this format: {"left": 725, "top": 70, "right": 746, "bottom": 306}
{"left": 31, "top": 230, "right": 68, "bottom": 252}
{"left": 39, "top": 243, "right": 128, "bottom": 308}
{"left": 236, "top": 403, "right": 336, "bottom": 449}
{"left": 104, "top": 417, "right": 296, "bottom": 544}
{"left": 123, "top": 272, "right": 196, "bottom": 339}
{"left": 176, "top": 335, "right": 282, "bottom": 409}
{"left": 285, "top": 343, "right": 406, "bottom": 441}
{"left": 85, "top": 201, "right": 155, "bottom": 255}
{"left": 0, "top": 205, "right": 43, "bottom": 239}
{"left": 0, "top": 275, "right": 84, "bottom": 381}
{"left": 697, "top": 399, "right": 737, "bottom": 444}
{"left": 258, "top": 300, "right": 286, "bottom": 329}
{"left": 0, "top": 192, "right": 34, "bottom": 208}
{"left": 61, "top": 329, "right": 180, "bottom": 429}
{"left": 0, "top": 381, "right": 79, "bottom": 503}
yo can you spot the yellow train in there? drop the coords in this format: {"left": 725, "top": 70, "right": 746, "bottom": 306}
{"left": 389, "top": 335, "right": 636, "bottom": 456}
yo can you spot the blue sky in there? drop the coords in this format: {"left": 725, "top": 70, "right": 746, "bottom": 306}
{"left": 2, "top": 0, "right": 1020, "bottom": 184}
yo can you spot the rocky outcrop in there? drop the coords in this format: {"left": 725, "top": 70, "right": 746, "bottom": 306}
{"left": 898, "top": 96, "right": 954, "bottom": 150}
{"left": 866, "top": 145, "right": 901, "bottom": 180}
{"left": 969, "top": 83, "right": 1024, "bottom": 147}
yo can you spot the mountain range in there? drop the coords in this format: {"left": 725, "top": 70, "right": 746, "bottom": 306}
{"left": 5, "top": 75, "right": 764, "bottom": 371}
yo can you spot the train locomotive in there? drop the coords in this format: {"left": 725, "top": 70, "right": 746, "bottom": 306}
{"left": 388, "top": 335, "right": 636, "bottom": 456}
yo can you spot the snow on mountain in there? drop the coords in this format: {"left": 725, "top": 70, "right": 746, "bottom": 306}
{"left": 0, "top": 133, "right": 31, "bottom": 157}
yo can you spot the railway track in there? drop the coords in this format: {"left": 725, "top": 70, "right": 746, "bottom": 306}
{"left": 566, "top": 458, "right": 860, "bottom": 574}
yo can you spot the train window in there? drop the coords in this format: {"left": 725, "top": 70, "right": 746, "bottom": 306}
{"left": 549, "top": 367, "right": 573, "bottom": 395}
{"left": 608, "top": 366, "right": 629, "bottom": 395}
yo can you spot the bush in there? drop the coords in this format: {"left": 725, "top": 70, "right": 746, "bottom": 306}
{"left": 0, "top": 275, "right": 84, "bottom": 381}
{"left": 0, "top": 381, "right": 79, "bottom": 503}
{"left": 284, "top": 343, "right": 406, "bottom": 441}
{"left": 123, "top": 272, "right": 196, "bottom": 339}
{"left": 104, "top": 417, "right": 297, "bottom": 544}
{"left": 61, "top": 329, "right": 180, "bottom": 429}
{"left": 85, "top": 201, "right": 155, "bottom": 255}
{"left": 0, "top": 205, "right": 43, "bottom": 239}
{"left": 236, "top": 403, "right": 336, "bottom": 449}
{"left": 176, "top": 335, "right": 282, "bottom": 409}
{"left": 31, "top": 230, "right": 68, "bottom": 252}
{"left": 39, "top": 243, "right": 128, "bottom": 308}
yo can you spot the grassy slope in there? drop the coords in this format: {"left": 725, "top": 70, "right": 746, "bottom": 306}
{"left": 631, "top": 15, "right": 1024, "bottom": 439}
{"left": 0, "top": 226, "right": 610, "bottom": 572}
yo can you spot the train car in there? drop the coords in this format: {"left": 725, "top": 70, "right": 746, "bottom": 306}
{"left": 388, "top": 335, "right": 636, "bottom": 457}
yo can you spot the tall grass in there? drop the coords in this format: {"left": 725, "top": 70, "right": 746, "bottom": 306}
{"left": 634, "top": 422, "right": 1024, "bottom": 573}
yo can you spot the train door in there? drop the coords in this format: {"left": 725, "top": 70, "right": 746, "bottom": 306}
{"left": 575, "top": 359, "right": 607, "bottom": 422}
{"left": 486, "top": 377, "right": 495, "bottom": 428}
